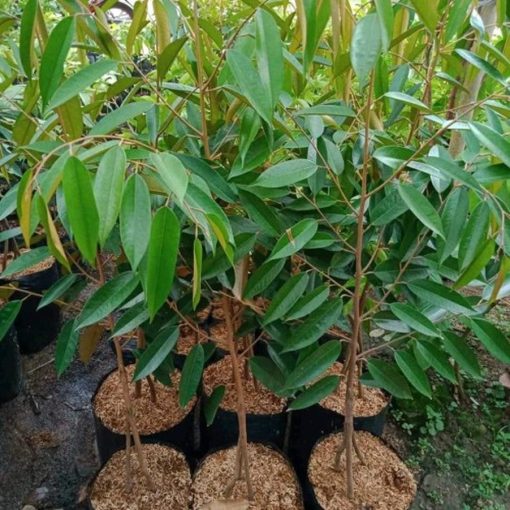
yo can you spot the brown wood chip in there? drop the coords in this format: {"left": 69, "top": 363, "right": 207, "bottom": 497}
{"left": 192, "top": 443, "right": 303, "bottom": 510}
{"left": 202, "top": 356, "right": 286, "bottom": 415}
{"left": 176, "top": 324, "right": 209, "bottom": 355}
{"left": 90, "top": 444, "right": 192, "bottom": 510}
{"left": 308, "top": 432, "right": 416, "bottom": 510}
{"left": 93, "top": 365, "right": 195, "bottom": 434}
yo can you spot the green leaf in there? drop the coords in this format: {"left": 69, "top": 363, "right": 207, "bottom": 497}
{"left": 367, "top": 359, "right": 412, "bottom": 399}
{"left": 371, "top": 189, "right": 407, "bottom": 225}
{"left": 286, "top": 284, "right": 329, "bottom": 321}
{"left": 285, "top": 340, "right": 341, "bottom": 389}
{"left": 268, "top": 218, "right": 318, "bottom": 261}
{"left": 179, "top": 344, "right": 204, "bottom": 407}
{"left": 255, "top": 9, "right": 283, "bottom": 108}
{"left": 90, "top": 102, "right": 153, "bottom": 136}
{"left": 55, "top": 320, "right": 80, "bottom": 376}
{"left": 350, "top": 13, "right": 381, "bottom": 88}
{"left": 157, "top": 37, "right": 187, "bottom": 81}
{"left": 244, "top": 258, "right": 286, "bottom": 300}
{"left": 395, "top": 350, "right": 432, "bottom": 398}
{"left": 374, "top": 0, "right": 394, "bottom": 51}
{"left": 19, "top": 0, "right": 37, "bottom": 79}
{"left": 439, "top": 187, "right": 469, "bottom": 263}
{"left": 289, "top": 375, "right": 340, "bottom": 411}
{"left": 457, "top": 50, "right": 506, "bottom": 86}
{"left": 143, "top": 207, "right": 180, "bottom": 320}
{"left": 47, "top": 59, "right": 117, "bottom": 111}
{"left": 409, "top": 0, "right": 439, "bottom": 33}
{"left": 120, "top": 174, "right": 151, "bottom": 270}
{"left": 38, "top": 274, "right": 78, "bottom": 310}
{"left": 254, "top": 159, "right": 317, "bottom": 188}
{"left": 470, "top": 122, "right": 510, "bottom": 169}
{"left": 390, "top": 302, "right": 441, "bottom": 337}
{"left": 0, "top": 246, "right": 51, "bottom": 278}
{"left": 408, "top": 280, "right": 473, "bottom": 314}
{"left": 238, "top": 190, "right": 281, "bottom": 237}
{"left": 40, "top": 17, "right": 75, "bottom": 107}
{"left": 469, "top": 318, "right": 510, "bottom": 364}
{"left": 295, "top": 104, "right": 355, "bottom": 117}
{"left": 283, "top": 298, "right": 342, "bottom": 352}
{"left": 150, "top": 152, "right": 189, "bottom": 205}
{"left": 249, "top": 356, "right": 285, "bottom": 394}
{"left": 385, "top": 92, "right": 430, "bottom": 111}
{"left": 204, "top": 385, "right": 225, "bottom": 426}
{"left": 455, "top": 240, "right": 494, "bottom": 288}
{"left": 63, "top": 157, "right": 99, "bottom": 265}
{"left": 133, "top": 327, "right": 179, "bottom": 381}
{"left": 0, "top": 301, "right": 22, "bottom": 343}
{"left": 192, "top": 238, "right": 202, "bottom": 310}
{"left": 442, "top": 332, "right": 482, "bottom": 379}
{"left": 263, "top": 273, "right": 310, "bottom": 325}
{"left": 76, "top": 272, "right": 139, "bottom": 329}
{"left": 397, "top": 182, "right": 444, "bottom": 238}
{"left": 458, "top": 202, "right": 490, "bottom": 270}
{"left": 111, "top": 303, "right": 149, "bottom": 337}
{"left": 94, "top": 146, "right": 126, "bottom": 246}
{"left": 414, "top": 341, "right": 456, "bottom": 384}
{"left": 227, "top": 48, "right": 272, "bottom": 124}
{"left": 421, "top": 157, "right": 481, "bottom": 191}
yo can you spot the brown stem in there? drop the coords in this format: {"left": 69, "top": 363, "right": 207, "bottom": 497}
{"left": 146, "top": 375, "right": 157, "bottom": 403}
{"left": 135, "top": 329, "right": 146, "bottom": 399}
{"left": 112, "top": 337, "right": 155, "bottom": 491}
{"left": 124, "top": 424, "right": 133, "bottom": 491}
{"left": 221, "top": 295, "right": 254, "bottom": 500}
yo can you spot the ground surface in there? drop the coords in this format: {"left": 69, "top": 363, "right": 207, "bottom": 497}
{"left": 0, "top": 307, "right": 508, "bottom": 510}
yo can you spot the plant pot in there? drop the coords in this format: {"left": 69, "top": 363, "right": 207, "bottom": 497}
{"left": 9, "top": 260, "right": 61, "bottom": 354}
{"left": 202, "top": 355, "right": 287, "bottom": 450}
{"left": 192, "top": 442, "right": 304, "bottom": 509}
{"left": 0, "top": 326, "right": 23, "bottom": 403}
{"left": 88, "top": 443, "right": 192, "bottom": 510}
{"left": 92, "top": 365, "right": 197, "bottom": 466}
{"left": 306, "top": 431, "right": 416, "bottom": 510}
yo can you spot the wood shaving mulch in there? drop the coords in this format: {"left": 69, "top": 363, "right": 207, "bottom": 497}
{"left": 308, "top": 431, "right": 416, "bottom": 510}
{"left": 93, "top": 365, "right": 195, "bottom": 435}
{"left": 320, "top": 363, "right": 389, "bottom": 417}
{"left": 210, "top": 299, "right": 241, "bottom": 321}
{"left": 176, "top": 324, "right": 210, "bottom": 355}
{"left": 209, "top": 323, "right": 247, "bottom": 352}
{"left": 90, "top": 443, "right": 192, "bottom": 510}
{"left": 192, "top": 443, "right": 303, "bottom": 510}
{"left": 0, "top": 249, "right": 55, "bottom": 279}
{"left": 202, "top": 356, "right": 286, "bottom": 415}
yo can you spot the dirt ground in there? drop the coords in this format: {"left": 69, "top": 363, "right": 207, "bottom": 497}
{"left": 0, "top": 321, "right": 508, "bottom": 509}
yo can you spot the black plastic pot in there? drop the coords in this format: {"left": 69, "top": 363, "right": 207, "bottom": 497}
{"left": 92, "top": 369, "right": 197, "bottom": 467}
{"left": 10, "top": 262, "right": 61, "bottom": 354}
{"left": 0, "top": 326, "right": 23, "bottom": 403}
{"left": 203, "top": 405, "right": 287, "bottom": 452}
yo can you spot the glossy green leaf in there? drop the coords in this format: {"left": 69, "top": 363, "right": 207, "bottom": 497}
{"left": 409, "top": 0, "right": 439, "bottom": 33}
{"left": 268, "top": 219, "right": 318, "bottom": 261}
{"left": 94, "top": 146, "right": 126, "bottom": 246}
{"left": 90, "top": 102, "right": 153, "bottom": 136}
{"left": 179, "top": 344, "right": 204, "bottom": 407}
{"left": 263, "top": 273, "right": 310, "bottom": 325}
{"left": 408, "top": 280, "right": 473, "bottom": 314}
{"left": 111, "top": 302, "right": 149, "bottom": 337}
{"left": 144, "top": 207, "right": 180, "bottom": 320}
{"left": 204, "top": 385, "right": 225, "bottom": 426}
{"left": 414, "top": 341, "right": 456, "bottom": 384}
{"left": 19, "top": 0, "right": 37, "bottom": 79}
{"left": 286, "top": 284, "right": 329, "bottom": 321}
{"left": 192, "top": 238, "right": 202, "bottom": 310}
{"left": 133, "top": 327, "right": 179, "bottom": 381}
{"left": 38, "top": 274, "right": 78, "bottom": 310}
{"left": 285, "top": 340, "right": 340, "bottom": 389}
{"left": 469, "top": 318, "right": 510, "bottom": 364}
{"left": 120, "top": 174, "right": 151, "bottom": 270}
{"left": 374, "top": 0, "right": 394, "bottom": 51}
{"left": 63, "top": 157, "right": 99, "bottom": 265}
{"left": 238, "top": 190, "right": 281, "bottom": 237}
{"left": 249, "top": 356, "right": 285, "bottom": 394}
{"left": 1, "top": 246, "right": 51, "bottom": 278}
{"left": 48, "top": 59, "right": 117, "bottom": 111}
{"left": 455, "top": 240, "right": 494, "bottom": 288}
{"left": 458, "top": 201, "right": 490, "bottom": 270}
{"left": 397, "top": 182, "right": 444, "bottom": 238}
{"left": 350, "top": 13, "right": 381, "bottom": 88}
{"left": 0, "top": 301, "right": 22, "bottom": 343}
{"left": 254, "top": 159, "right": 317, "bottom": 188}
{"left": 457, "top": 50, "right": 506, "bottom": 86}
{"left": 395, "top": 350, "right": 432, "bottom": 398}
{"left": 289, "top": 375, "right": 340, "bottom": 410}
{"left": 76, "top": 272, "right": 139, "bottom": 329}
{"left": 157, "top": 36, "right": 187, "bottom": 81}
{"left": 55, "top": 320, "right": 80, "bottom": 376}
{"left": 470, "top": 122, "right": 510, "bottom": 168}
{"left": 442, "top": 332, "right": 482, "bottom": 379}
{"left": 283, "top": 298, "right": 342, "bottom": 352}
{"left": 390, "top": 302, "right": 441, "bottom": 337}
{"left": 439, "top": 187, "right": 469, "bottom": 263}
{"left": 367, "top": 358, "right": 412, "bottom": 399}
{"left": 150, "top": 152, "right": 189, "bottom": 205}
{"left": 40, "top": 16, "right": 75, "bottom": 106}
{"left": 244, "top": 258, "right": 286, "bottom": 300}
{"left": 385, "top": 92, "right": 430, "bottom": 111}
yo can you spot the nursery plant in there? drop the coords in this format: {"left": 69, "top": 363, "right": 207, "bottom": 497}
{"left": 0, "top": 0, "right": 509, "bottom": 507}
